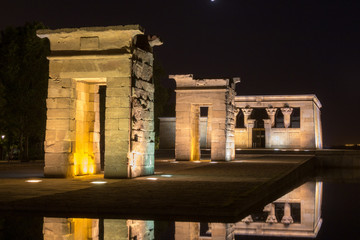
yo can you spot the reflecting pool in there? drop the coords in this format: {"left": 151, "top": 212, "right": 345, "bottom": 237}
{"left": 1, "top": 180, "right": 359, "bottom": 239}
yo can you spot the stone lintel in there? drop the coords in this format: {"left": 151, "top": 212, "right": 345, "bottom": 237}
{"left": 235, "top": 94, "right": 322, "bottom": 109}
{"left": 37, "top": 25, "right": 143, "bottom": 35}
{"left": 171, "top": 74, "right": 240, "bottom": 89}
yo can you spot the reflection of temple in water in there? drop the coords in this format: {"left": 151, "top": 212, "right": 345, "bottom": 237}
{"left": 43, "top": 218, "right": 154, "bottom": 239}
{"left": 42, "top": 182, "right": 322, "bottom": 239}
{"left": 176, "top": 182, "right": 322, "bottom": 239}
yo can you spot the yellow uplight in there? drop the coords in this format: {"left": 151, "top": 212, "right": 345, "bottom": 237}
{"left": 74, "top": 152, "right": 95, "bottom": 176}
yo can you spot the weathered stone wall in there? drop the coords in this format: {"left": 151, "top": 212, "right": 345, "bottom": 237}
{"left": 159, "top": 117, "right": 208, "bottom": 149}
{"left": 130, "top": 48, "right": 155, "bottom": 177}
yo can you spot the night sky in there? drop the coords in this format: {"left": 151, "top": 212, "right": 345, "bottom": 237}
{"left": 1, "top": 0, "right": 359, "bottom": 146}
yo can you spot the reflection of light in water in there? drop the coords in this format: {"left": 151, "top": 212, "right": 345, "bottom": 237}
{"left": 161, "top": 175, "right": 173, "bottom": 178}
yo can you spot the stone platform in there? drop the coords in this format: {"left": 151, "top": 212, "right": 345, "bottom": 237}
{"left": 0, "top": 155, "right": 316, "bottom": 222}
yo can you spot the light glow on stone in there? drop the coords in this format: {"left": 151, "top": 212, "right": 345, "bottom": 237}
{"left": 146, "top": 177, "right": 158, "bottom": 180}
{"left": 161, "top": 175, "right": 172, "bottom": 178}
{"left": 25, "top": 179, "right": 42, "bottom": 183}
{"left": 74, "top": 153, "right": 95, "bottom": 176}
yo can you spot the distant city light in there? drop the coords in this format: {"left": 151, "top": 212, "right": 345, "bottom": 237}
{"left": 25, "top": 179, "right": 42, "bottom": 183}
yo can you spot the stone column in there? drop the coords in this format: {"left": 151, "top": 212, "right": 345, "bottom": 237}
{"left": 281, "top": 107, "right": 293, "bottom": 128}
{"left": 247, "top": 119, "right": 255, "bottom": 148}
{"left": 265, "top": 203, "right": 278, "bottom": 223}
{"left": 190, "top": 105, "right": 200, "bottom": 161}
{"left": 281, "top": 202, "right": 294, "bottom": 224}
{"left": 104, "top": 77, "right": 132, "bottom": 178}
{"left": 266, "top": 108, "right": 277, "bottom": 127}
{"left": 241, "top": 108, "right": 253, "bottom": 127}
{"left": 211, "top": 223, "right": 234, "bottom": 240}
{"left": 175, "top": 222, "right": 199, "bottom": 240}
{"left": 44, "top": 78, "right": 76, "bottom": 177}
{"left": 211, "top": 103, "right": 227, "bottom": 161}
{"left": 263, "top": 119, "right": 272, "bottom": 148}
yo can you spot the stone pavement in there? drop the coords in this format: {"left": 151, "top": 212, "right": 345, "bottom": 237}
{"left": 0, "top": 155, "right": 315, "bottom": 222}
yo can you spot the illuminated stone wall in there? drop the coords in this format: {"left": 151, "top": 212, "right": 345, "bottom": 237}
{"left": 171, "top": 74, "right": 239, "bottom": 161}
{"left": 234, "top": 95, "right": 322, "bottom": 149}
{"left": 159, "top": 95, "right": 322, "bottom": 150}
{"left": 37, "top": 25, "right": 160, "bottom": 178}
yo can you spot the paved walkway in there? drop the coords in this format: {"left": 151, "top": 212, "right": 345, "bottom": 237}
{"left": 0, "top": 155, "right": 315, "bottom": 222}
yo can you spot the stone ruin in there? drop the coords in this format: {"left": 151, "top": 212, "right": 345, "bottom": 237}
{"left": 171, "top": 74, "right": 240, "bottom": 161}
{"left": 37, "top": 25, "right": 162, "bottom": 178}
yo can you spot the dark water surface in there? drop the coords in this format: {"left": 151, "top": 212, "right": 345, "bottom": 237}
{"left": 1, "top": 181, "right": 359, "bottom": 239}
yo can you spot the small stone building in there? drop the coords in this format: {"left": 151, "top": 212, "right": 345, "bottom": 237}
{"left": 159, "top": 83, "right": 323, "bottom": 154}
{"left": 37, "top": 25, "right": 161, "bottom": 178}
{"left": 171, "top": 74, "right": 240, "bottom": 161}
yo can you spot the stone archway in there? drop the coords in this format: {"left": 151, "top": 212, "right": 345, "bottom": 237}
{"left": 171, "top": 74, "right": 240, "bottom": 161}
{"left": 37, "top": 25, "right": 161, "bottom": 178}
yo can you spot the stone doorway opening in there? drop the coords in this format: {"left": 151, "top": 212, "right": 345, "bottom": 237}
{"left": 199, "top": 106, "right": 211, "bottom": 160}
{"left": 252, "top": 128, "right": 265, "bottom": 148}
{"left": 73, "top": 79, "right": 105, "bottom": 176}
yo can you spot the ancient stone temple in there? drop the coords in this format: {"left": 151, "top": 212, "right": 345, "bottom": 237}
{"left": 171, "top": 74, "right": 240, "bottom": 161}
{"left": 37, "top": 25, "right": 161, "bottom": 178}
{"left": 159, "top": 93, "right": 323, "bottom": 152}
{"left": 234, "top": 95, "right": 322, "bottom": 149}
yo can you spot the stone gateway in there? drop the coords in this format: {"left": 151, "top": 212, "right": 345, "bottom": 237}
{"left": 37, "top": 25, "right": 162, "bottom": 178}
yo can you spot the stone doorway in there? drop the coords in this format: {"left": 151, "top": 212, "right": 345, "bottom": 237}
{"left": 252, "top": 128, "right": 265, "bottom": 148}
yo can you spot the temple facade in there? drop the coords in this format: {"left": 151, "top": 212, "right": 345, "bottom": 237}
{"left": 160, "top": 79, "right": 323, "bottom": 154}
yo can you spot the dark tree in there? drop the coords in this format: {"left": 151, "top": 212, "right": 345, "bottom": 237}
{"left": 0, "top": 22, "right": 49, "bottom": 161}
{"left": 153, "top": 58, "right": 175, "bottom": 148}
